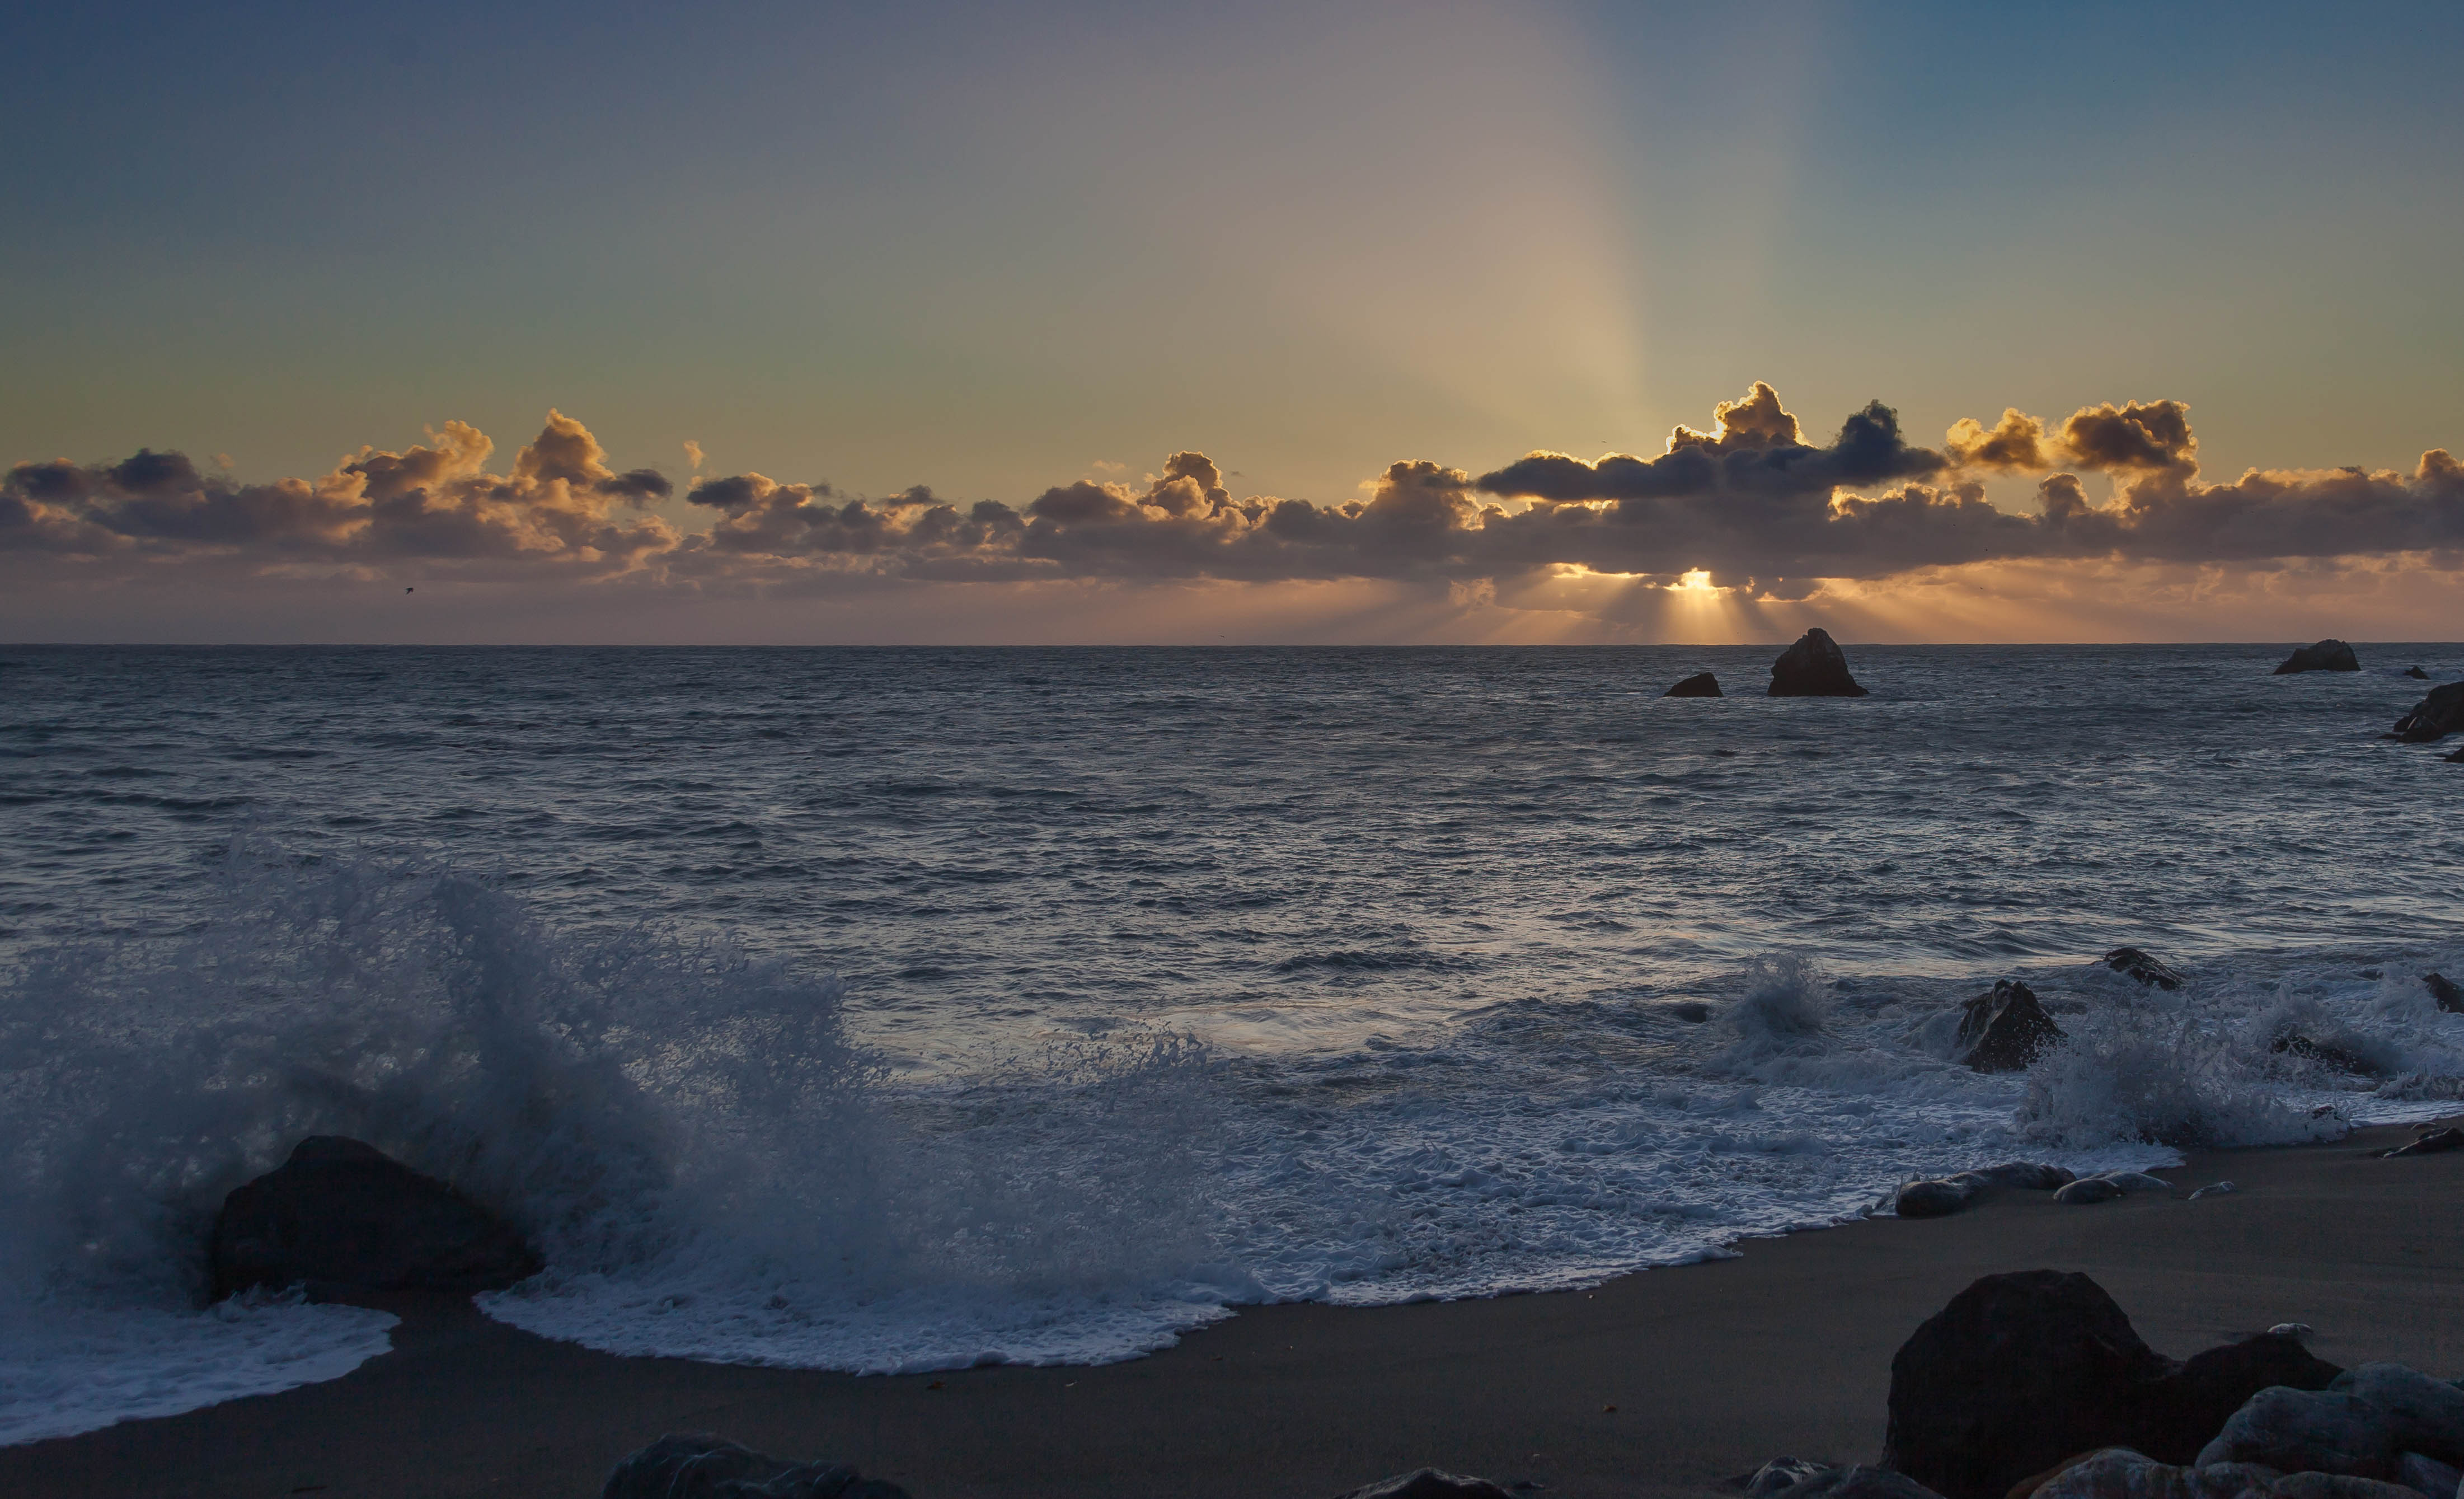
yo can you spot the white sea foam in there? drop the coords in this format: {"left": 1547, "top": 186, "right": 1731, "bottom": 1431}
{"left": 4, "top": 847, "right": 2462, "bottom": 1443}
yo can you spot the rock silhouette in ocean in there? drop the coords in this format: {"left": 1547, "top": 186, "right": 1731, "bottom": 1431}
{"left": 602, "top": 1434, "right": 913, "bottom": 1499}
{"left": 210, "top": 1136, "right": 541, "bottom": 1300}
{"left": 1957, "top": 980, "right": 2064, "bottom": 1072}
{"left": 1768, "top": 628, "right": 1869, "bottom": 697}
{"left": 2424, "top": 973, "right": 2463, "bottom": 1013}
{"left": 1664, "top": 671, "right": 1724, "bottom": 697}
{"left": 2405, "top": 666, "right": 2431, "bottom": 680}
{"left": 1883, "top": 1270, "right": 2340, "bottom": 1499}
{"left": 2104, "top": 948, "right": 2185, "bottom": 990}
{"left": 2274, "top": 641, "right": 2360, "bottom": 674}
{"left": 2388, "top": 682, "right": 2464, "bottom": 743}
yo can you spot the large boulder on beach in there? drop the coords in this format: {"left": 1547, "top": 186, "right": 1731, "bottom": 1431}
{"left": 1884, "top": 1272, "right": 2342, "bottom": 1499}
{"left": 2196, "top": 1389, "right": 2401, "bottom": 1479}
{"left": 1665, "top": 671, "right": 1724, "bottom": 697}
{"left": 1768, "top": 629, "right": 1869, "bottom": 697}
{"left": 2274, "top": 641, "right": 2360, "bottom": 674}
{"left": 602, "top": 1435, "right": 913, "bottom": 1499}
{"left": 1334, "top": 1470, "right": 1517, "bottom": 1499}
{"left": 1958, "top": 981, "right": 2065, "bottom": 1072}
{"left": 2390, "top": 683, "right": 2464, "bottom": 743}
{"left": 210, "top": 1136, "right": 541, "bottom": 1300}
{"left": 2331, "top": 1365, "right": 2464, "bottom": 1467}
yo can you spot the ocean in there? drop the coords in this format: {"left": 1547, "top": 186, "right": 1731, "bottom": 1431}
{"left": 3, "top": 643, "right": 2461, "bottom": 1445}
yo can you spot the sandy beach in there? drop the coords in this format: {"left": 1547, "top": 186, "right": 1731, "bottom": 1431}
{"left": 6, "top": 1118, "right": 2460, "bottom": 1499}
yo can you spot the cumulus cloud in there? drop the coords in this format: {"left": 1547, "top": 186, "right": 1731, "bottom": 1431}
{"left": 6, "top": 388, "right": 2458, "bottom": 602}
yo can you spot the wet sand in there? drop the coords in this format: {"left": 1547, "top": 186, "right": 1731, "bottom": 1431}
{"left": 6, "top": 1119, "right": 2461, "bottom": 1499}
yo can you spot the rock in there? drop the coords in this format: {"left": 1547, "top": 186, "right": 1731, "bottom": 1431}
{"left": 2105, "top": 949, "right": 2187, "bottom": 990}
{"left": 1745, "top": 1459, "right": 1836, "bottom": 1497}
{"left": 2395, "top": 1454, "right": 2463, "bottom": 1499}
{"left": 1898, "top": 1179, "right": 1982, "bottom": 1218}
{"left": 2271, "top": 1035, "right": 2385, "bottom": 1076}
{"left": 2447, "top": 747, "right": 2464, "bottom": 764}
{"left": 1895, "top": 1163, "right": 2076, "bottom": 1219}
{"left": 2057, "top": 1178, "right": 2128, "bottom": 1205}
{"left": 1959, "top": 981, "right": 2067, "bottom": 1072}
{"left": 1768, "top": 628, "right": 1869, "bottom": 697}
{"left": 601, "top": 1435, "right": 912, "bottom": 1499}
{"left": 2099, "top": 1172, "right": 2177, "bottom": 1195}
{"left": 1885, "top": 1272, "right": 2343, "bottom": 1499}
{"left": 2424, "top": 975, "right": 2463, "bottom": 1013}
{"left": 1665, "top": 671, "right": 1724, "bottom": 698}
{"left": 2195, "top": 1389, "right": 2401, "bottom": 1479}
{"left": 1335, "top": 1470, "right": 1517, "bottom": 1499}
{"left": 2270, "top": 1326, "right": 2316, "bottom": 1342}
{"left": 2274, "top": 641, "right": 2362, "bottom": 675}
{"left": 2405, "top": 668, "right": 2432, "bottom": 681}
{"left": 211, "top": 1136, "right": 542, "bottom": 1300}
{"left": 2374, "top": 1129, "right": 2462, "bottom": 1159}
{"left": 2333, "top": 1365, "right": 2464, "bottom": 1466}
{"left": 2155, "top": 1336, "right": 2349, "bottom": 1464}
{"left": 1772, "top": 1467, "right": 1947, "bottom": 1499}
{"left": 1670, "top": 1001, "right": 1714, "bottom": 1023}
{"left": 2264, "top": 1477, "right": 2424, "bottom": 1499}
{"left": 2188, "top": 1182, "right": 2237, "bottom": 1201}
{"left": 2390, "top": 683, "right": 2464, "bottom": 743}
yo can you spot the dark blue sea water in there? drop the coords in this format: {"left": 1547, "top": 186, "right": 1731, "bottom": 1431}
{"left": 4, "top": 644, "right": 2461, "bottom": 1442}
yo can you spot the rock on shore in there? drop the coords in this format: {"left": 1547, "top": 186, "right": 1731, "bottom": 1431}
{"left": 210, "top": 1136, "right": 541, "bottom": 1300}
{"left": 1769, "top": 629, "right": 1869, "bottom": 697}
{"left": 2274, "top": 641, "right": 2360, "bottom": 674}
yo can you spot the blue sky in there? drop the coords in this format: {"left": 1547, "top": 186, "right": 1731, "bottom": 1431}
{"left": 4, "top": 2, "right": 2461, "bottom": 641}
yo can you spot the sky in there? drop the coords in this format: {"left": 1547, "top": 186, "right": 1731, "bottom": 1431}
{"left": 4, "top": 0, "right": 2461, "bottom": 644}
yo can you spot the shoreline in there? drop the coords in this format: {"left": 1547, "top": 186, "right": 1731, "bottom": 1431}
{"left": 7, "top": 1118, "right": 2462, "bottom": 1499}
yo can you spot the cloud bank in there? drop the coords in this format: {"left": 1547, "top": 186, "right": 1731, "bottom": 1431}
{"left": 7, "top": 386, "right": 2459, "bottom": 616}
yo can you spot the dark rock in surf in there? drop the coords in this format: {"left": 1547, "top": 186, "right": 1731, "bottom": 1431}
{"left": 2376, "top": 1127, "right": 2463, "bottom": 1158}
{"left": 1958, "top": 980, "right": 2065, "bottom": 1072}
{"left": 2405, "top": 667, "right": 2431, "bottom": 680}
{"left": 2389, "top": 682, "right": 2464, "bottom": 743}
{"left": 2197, "top": 1389, "right": 2402, "bottom": 1479}
{"left": 2274, "top": 641, "right": 2361, "bottom": 674}
{"left": 2269, "top": 1034, "right": 2385, "bottom": 1077}
{"left": 2425, "top": 973, "right": 2463, "bottom": 1013}
{"left": 1334, "top": 1469, "right": 1517, "bottom": 1499}
{"left": 1665, "top": 671, "right": 1724, "bottom": 697}
{"left": 2444, "top": 746, "right": 2464, "bottom": 764}
{"left": 1884, "top": 1271, "right": 2341, "bottom": 1499}
{"left": 2104, "top": 948, "right": 2185, "bottom": 990}
{"left": 1669, "top": 1000, "right": 1714, "bottom": 1023}
{"left": 1768, "top": 628, "right": 1869, "bottom": 697}
{"left": 210, "top": 1136, "right": 541, "bottom": 1301}
{"left": 602, "top": 1434, "right": 913, "bottom": 1499}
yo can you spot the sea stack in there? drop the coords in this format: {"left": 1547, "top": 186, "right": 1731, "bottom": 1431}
{"left": 1768, "top": 628, "right": 1867, "bottom": 697}
{"left": 2391, "top": 681, "right": 2464, "bottom": 742}
{"left": 2273, "top": 639, "right": 2360, "bottom": 674}
{"left": 1663, "top": 671, "right": 1722, "bottom": 697}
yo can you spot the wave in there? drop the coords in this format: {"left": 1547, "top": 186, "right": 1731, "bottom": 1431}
{"left": 4, "top": 845, "right": 2461, "bottom": 1442}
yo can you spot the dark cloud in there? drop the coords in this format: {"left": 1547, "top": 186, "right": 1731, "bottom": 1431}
{"left": 5, "top": 389, "right": 2458, "bottom": 596}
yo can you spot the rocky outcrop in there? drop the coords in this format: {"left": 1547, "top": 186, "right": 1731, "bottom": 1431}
{"left": 2274, "top": 641, "right": 2360, "bottom": 674}
{"left": 2389, "top": 682, "right": 2464, "bottom": 743}
{"left": 1334, "top": 1470, "right": 1516, "bottom": 1499}
{"left": 1958, "top": 981, "right": 2065, "bottom": 1072}
{"left": 1769, "top": 629, "right": 1869, "bottom": 697}
{"left": 1883, "top": 1271, "right": 2340, "bottom": 1499}
{"left": 2105, "top": 948, "right": 2186, "bottom": 990}
{"left": 210, "top": 1136, "right": 540, "bottom": 1300}
{"left": 2197, "top": 1390, "right": 2401, "bottom": 1479}
{"left": 602, "top": 1435, "right": 912, "bottom": 1499}
{"left": 1665, "top": 671, "right": 1724, "bottom": 697}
